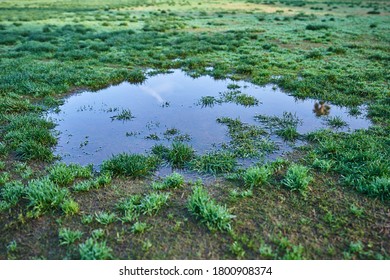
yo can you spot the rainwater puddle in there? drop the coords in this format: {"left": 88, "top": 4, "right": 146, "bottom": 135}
{"left": 48, "top": 70, "right": 371, "bottom": 167}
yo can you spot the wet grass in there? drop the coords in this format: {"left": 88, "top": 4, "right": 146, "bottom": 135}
{"left": 0, "top": 0, "right": 389, "bottom": 260}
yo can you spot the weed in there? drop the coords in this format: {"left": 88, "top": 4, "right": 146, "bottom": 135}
{"left": 190, "top": 151, "right": 237, "bottom": 174}
{"left": 167, "top": 142, "right": 195, "bottom": 168}
{"left": 198, "top": 96, "right": 219, "bottom": 107}
{"left": 152, "top": 172, "right": 184, "bottom": 190}
{"left": 230, "top": 241, "right": 246, "bottom": 259}
{"left": 95, "top": 211, "right": 117, "bottom": 225}
{"left": 25, "top": 177, "right": 70, "bottom": 216}
{"left": 325, "top": 116, "right": 348, "bottom": 128}
{"left": 282, "top": 164, "right": 313, "bottom": 195}
{"left": 101, "top": 153, "right": 160, "bottom": 178}
{"left": 131, "top": 221, "right": 148, "bottom": 234}
{"left": 91, "top": 229, "right": 105, "bottom": 240}
{"left": 350, "top": 204, "right": 364, "bottom": 217}
{"left": 187, "top": 184, "right": 234, "bottom": 232}
{"left": 111, "top": 109, "right": 134, "bottom": 121}
{"left": 306, "top": 24, "right": 329, "bottom": 30}
{"left": 7, "top": 240, "right": 17, "bottom": 253}
{"left": 59, "top": 228, "right": 83, "bottom": 246}
{"left": 79, "top": 238, "right": 113, "bottom": 260}
{"left": 49, "top": 163, "right": 92, "bottom": 187}
{"left": 142, "top": 240, "right": 153, "bottom": 251}
{"left": 243, "top": 165, "right": 272, "bottom": 188}
{"left": 139, "top": 192, "right": 169, "bottom": 216}
{"left": 81, "top": 214, "right": 94, "bottom": 225}
{"left": 312, "top": 158, "right": 333, "bottom": 172}
{"left": 61, "top": 199, "right": 79, "bottom": 215}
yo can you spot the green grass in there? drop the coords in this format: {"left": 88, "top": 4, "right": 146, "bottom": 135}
{"left": 152, "top": 172, "right": 184, "bottom": 190}
{"left": 166, "top": 142, "right": 195, "bottom": 169}
{"left": 243, "top": 165, "right": 272, "bottom": 188}
{"left": 101, "top": 153, "right": 160, "bottom": 178}
{"left": 111, "top": 109, "right": 134, "bottom": 121}
{"left": 25, "top": 177, "right": 71, "bottom": 216}
{"left": 0, "top": 0, "right": 389, "bottom": 260}
{"left": 189, "top": 151, "right": 237, "bottom": 174}
{"left": 282, "top": 164, "right": 313, "bottom": 195}
{"left": 79, "top": 238, "right": 113, "bottom": 260}
{"left": 49, "top": 163, "right": 92, "bottom": 187}
{"left": 59, "top": 228, "right": 83, "bottom": 246}
{"left": 187, "top": 184, "right": 234, "bottom": 232}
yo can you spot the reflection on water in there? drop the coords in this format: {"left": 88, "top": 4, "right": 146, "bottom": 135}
{"left": 47, "top": 70, "right": 371, "bottom": 166}
{"left": 313, "top": 101, "right": 331, "bottom": 117}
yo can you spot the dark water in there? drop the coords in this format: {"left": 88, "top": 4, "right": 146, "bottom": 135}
{"left": 47, "top": 70, "right": 371, "bottom": 166}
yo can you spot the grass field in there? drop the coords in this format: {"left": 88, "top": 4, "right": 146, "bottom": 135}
{"left": 0, "top": 0, "right": 389, "bottom": 260}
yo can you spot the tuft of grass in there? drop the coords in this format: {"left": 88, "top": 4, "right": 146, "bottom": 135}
{"left": 187, "top": 184, "right": 234, "bottom": 232}
{"left": 25, "top": 177, "right": 70, "bottom": 216}
{"left": 190, "top": 151, "right": 237, "bottom": 174}
{"left": 95, "top": 211, "right": 117, "bottom": 225}
{"left": 325, "top": 116, "right": 348, "bottom": 128}
{"left": 61, "top": 199, "right": 79, "bottom": 215}
{"left": 49, "top": 163, "right": 92, "bottom": 187}
{"left": 306, "top": 24, "right": 329, "bottom": 30}
{"left": 167, "top": 142, "right": 195, "bottom": 168}
{"left": 139, "top": 192, "right": 170, "bottom": 216}
{"left": 282, "top": 164, "right": 313, "bottom": 195}
{"left": 59, "top": 228, "right": 83, "bottom": 246}
{"left": 243, "top": 165, "right": 272, "bottom": 188}
{"left": 79, "top": 238, "right": 113, "bottom": 260}
{"left": 101, "top": 153, "right": 160, "bottom": 178}
{"left": 152, "top": 172, "right": 184, "bottom": 190}
{"left": 198, "top": 96, "right": 219, "bottom": 107}
{"left": 131, "top": 221, "right": 148, "bottom": 234}
{"left": 0, "top": 181, "right": 24, "bottom": 211}
{"left": 111, "top": 109, "right": 134, "bottom": 121}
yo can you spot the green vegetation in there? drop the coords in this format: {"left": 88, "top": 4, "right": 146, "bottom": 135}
{"left": 188, "top": 184, "right": 234, "bottom": 232}
{"left": 59, "top": 228, "right": 83, "bottom": 246}
{"left": 0, "top": 0, "right": 388, "bottom": 260}
{"left": 189, "top": 151, "right": 237, "bottom": 174}
{"left": 101, "top": 153, "right": 160, "bottom": 178}
{"left": 282, "top": 164, "right": 313, "bottom": 195}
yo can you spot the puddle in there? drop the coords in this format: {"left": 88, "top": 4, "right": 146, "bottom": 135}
{"left": 48, "top": 69, "right": 371, "bottom": 167}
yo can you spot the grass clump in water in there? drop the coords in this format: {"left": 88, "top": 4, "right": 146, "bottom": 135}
{"left": 255, "top": 112, "right": 302, "bottom": 141}
{"left": 167, "top": 142, "right": 195, "bottom": 169}
{"left": 101, "top": 153, "right": 160, "bottom": 178}
{"left": 189, "top": 151, "right": 237, "bottom": 174}
{"left": 187, "top": 184, "right": 234, "bottom": 232}
{"left": 282, "top": 164, "right": 313, "bottom": 195}
{"left": 325, "top": 116, "right": 348, "bottom": 129}
{"left": 111, "top": 109, "right": 134, "bottom": 121}
{"left": 198, "top": 96, "right": 219, "bottom": 107}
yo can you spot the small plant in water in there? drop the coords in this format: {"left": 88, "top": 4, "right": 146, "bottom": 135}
{"left": 111, "top": 109, "right": 134, "bottom": 121}
{"left": 325, "top": 116, "right": 348, "bottom": 128}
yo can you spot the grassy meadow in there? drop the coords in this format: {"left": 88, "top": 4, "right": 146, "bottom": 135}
{"left": 0, "top": 0, "right": 389, "bottom": 260}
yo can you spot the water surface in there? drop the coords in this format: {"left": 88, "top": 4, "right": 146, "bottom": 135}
{"left": 48, "top": 70, "right": 370, "bottom": 166}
